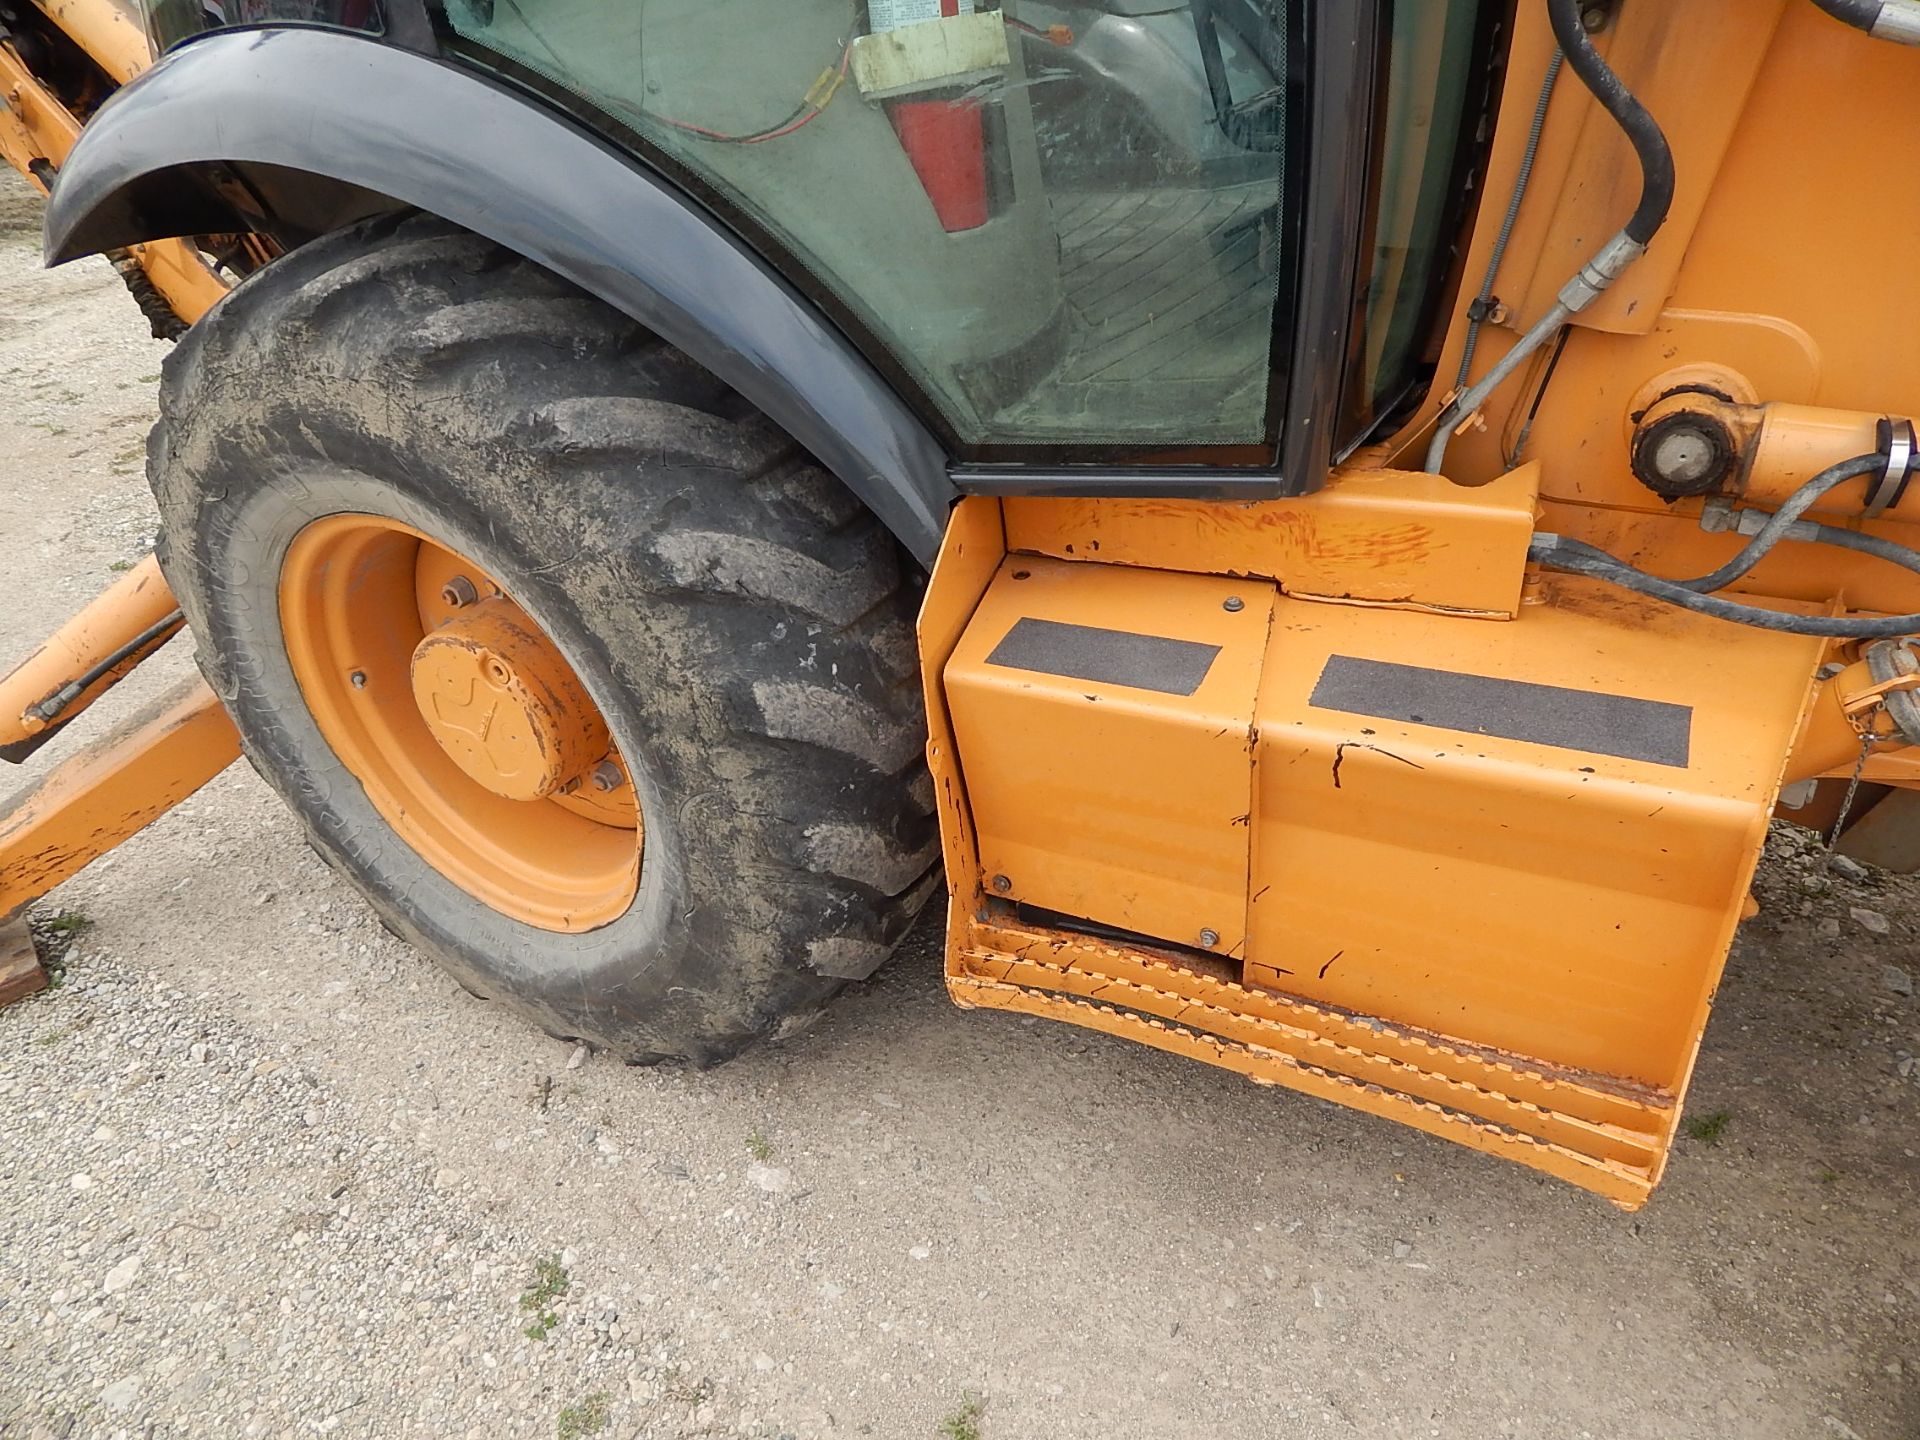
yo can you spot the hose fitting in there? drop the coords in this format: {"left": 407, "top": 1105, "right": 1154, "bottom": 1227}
{"left": 1809, "top": 0, "right": 1920, "bottom": 44}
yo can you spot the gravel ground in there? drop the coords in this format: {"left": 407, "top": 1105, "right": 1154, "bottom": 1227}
{"left": 1, "top": 169, "right": 1917, "bottom": 1440}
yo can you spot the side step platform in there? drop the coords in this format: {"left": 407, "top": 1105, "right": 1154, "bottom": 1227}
{"left": 953, "top": 931, "right": 1672, "bottom": 1207}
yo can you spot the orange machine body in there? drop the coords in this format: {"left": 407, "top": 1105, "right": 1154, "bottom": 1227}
{"left": 924, "top": 3, "right": 1920, "bottom": 1206}
{"left": 4, "top": 0, "right": 1918, "bottom": 1206}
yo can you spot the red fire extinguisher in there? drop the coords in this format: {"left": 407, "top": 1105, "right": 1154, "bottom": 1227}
{"left": 869, "top": 0, "right": 991, "bottom": 233}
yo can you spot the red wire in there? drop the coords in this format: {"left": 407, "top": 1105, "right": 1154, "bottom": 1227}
{"left": 657, "top": 39, "right": 853, "bottom": 145}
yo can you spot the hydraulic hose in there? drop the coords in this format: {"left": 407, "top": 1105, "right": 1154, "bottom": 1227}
{"left": 1673, "top": 454, "right": 1883, "bottom": 593}
{"left": 1529, "top": 535, "right": 1920, "bottom": 637}
{"left": 1807, "top": 0, "right": 1920, "bottom": 43}
{"left": 1805, "top": 521, "right": 1920, "bottom": 572}
{"left": 1529, "top": 454, "right": 1920, "bottom": 636}
{"left": 1425, "top": 0, "right": 1677, "bottom": 474}
{"left": 1547, "top": 2, "right": 1674, "bottom": 248}
{"left": 27, "top": 611, "right": 185, "bottom": 726}
{"left": 1453, "top": 50, "right": 1564, "bottom": 393}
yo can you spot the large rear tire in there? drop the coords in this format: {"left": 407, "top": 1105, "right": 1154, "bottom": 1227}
{"left": 150, "top": 214, "right": 939, "bottom": 1064}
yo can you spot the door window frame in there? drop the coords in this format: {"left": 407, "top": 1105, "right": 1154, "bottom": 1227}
{"left": 415, "top": 0, "right": 1503, "bottom": 496}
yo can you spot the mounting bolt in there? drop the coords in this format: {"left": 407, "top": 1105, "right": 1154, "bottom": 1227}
{"left": 440, "top": 574, "right": 480, "bottom": 609}
{"left": 588, "top": 760, "right": 625, "bottom": 793}
{"left": 1222, "top": 596, "right": 1245, "bottom": 613}
{"left": 1581, "top": 3, "right": 1612, "bottom": 32}
{"left": 991, "top": 874, "right": 1012, "bottom": 893}
{"left": 349, "top": 670, "right": 367, "bottom": 690}
{"left": 1199, "top": 928, "right": 1221, "bottom": 949}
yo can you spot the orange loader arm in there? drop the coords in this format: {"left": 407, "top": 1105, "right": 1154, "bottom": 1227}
{"left": 0, "top": 2, "right": 240, "bottom": 999}
{"left": 0, "top": 0, "right": 227, "bottom": 330}
{"left": 0, "top": 557, "right": 241, "bottom": 999}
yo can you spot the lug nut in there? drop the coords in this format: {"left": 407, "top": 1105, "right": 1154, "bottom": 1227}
{"left": 588, "top": 759, "right": 625, "bottom": 793}
{"left": 440, "top": 575, "right": 479, "bottom": 608}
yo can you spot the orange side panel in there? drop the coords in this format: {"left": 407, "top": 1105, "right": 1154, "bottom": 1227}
{"left": 917, "top": 497, "right": 1006, "bottom": 947}
{"left": 1244, "top": 576, "right": 1824, "bottom": 1093}
{"left": 945, "top": 558, "right": 1272, "bottom": 957}
{"left": 1002, "top": 464, "right": 1541, "bottom": 618}
{"left": 934, "top": 536, "right": 1830, "bottom": 1204}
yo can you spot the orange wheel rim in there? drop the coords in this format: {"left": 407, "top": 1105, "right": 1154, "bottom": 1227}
{"left": 279, "top": 514, "right": 641, "bottom": 933}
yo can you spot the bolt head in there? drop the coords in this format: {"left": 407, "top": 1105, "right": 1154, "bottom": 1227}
{"left": 1199, "top": 928, "right": 1221, "bottom": 948}
{"left": 349, "top": 670, "right": 367, "bottom": 689}
{"left": 588, "top": 759, "right": 625, "bottom": 793}
{"left": 440, "top": 575, "right": 480, "bottom": 609}
{"left": 1581, "top": 4, "right": 1610, "bottom": 32}
{"left": 1222, "top": 596, "right": 1245, "bottom": 613}
{"left": 991, "top": 874, "right": 1012, "bottom": 894}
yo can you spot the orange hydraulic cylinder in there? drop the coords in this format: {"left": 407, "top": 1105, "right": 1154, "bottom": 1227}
{"left": 1634, "top": 393, "right": 1889, "bottom": 513}
{"left": 0, "top": 554, "right": 181, "bottom": 755}
{"left": 1748, "top": 405, "right": 1886, "bottom": 504}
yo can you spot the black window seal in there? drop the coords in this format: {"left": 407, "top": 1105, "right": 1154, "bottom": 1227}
{"left": 1335, "top": 0, "right": 1517, "bottom": 456}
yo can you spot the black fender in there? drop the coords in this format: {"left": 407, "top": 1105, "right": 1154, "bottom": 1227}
{"left": 43, "top": 29, "right": 955, "bottom": 564}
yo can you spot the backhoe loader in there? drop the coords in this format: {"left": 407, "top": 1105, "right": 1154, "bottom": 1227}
{"left": 4, "top": 0, "right": 1918, "bottom": 1209}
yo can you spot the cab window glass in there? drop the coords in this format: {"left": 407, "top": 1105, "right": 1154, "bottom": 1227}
{"left": 1347, "top": 1, "right": 1488, "bottom": 442}
{"left": 446, "top": 0, "right": 1298, "bottom": 452}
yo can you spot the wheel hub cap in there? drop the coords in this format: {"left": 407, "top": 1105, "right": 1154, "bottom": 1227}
{"left": 410, "top": 597, "right": 610, "bottom": 802}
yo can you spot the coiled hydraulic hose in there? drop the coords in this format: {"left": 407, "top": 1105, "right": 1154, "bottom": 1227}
{"left": 1529, "top": 455, "right": 1920, "bottom": 637}
{"left": 1425, "top": 0, "right": 1677, "bottom": 474}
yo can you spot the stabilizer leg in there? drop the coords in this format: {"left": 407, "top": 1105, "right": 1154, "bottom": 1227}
{"left": 0, "top": 675, "right": 240, "bottom": 926}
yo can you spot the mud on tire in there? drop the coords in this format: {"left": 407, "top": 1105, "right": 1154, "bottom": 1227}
{"left": 150, "top": 213, "right": 939, "bottom": 1065}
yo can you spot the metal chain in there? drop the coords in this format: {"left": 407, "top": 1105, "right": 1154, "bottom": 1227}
{"left": 1827, "top": 706, "right": 1884, "bottom": 848}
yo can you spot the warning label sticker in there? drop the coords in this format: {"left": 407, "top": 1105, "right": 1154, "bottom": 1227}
{"left": 868, "top": 0, "right": 975, "bottom": 33}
